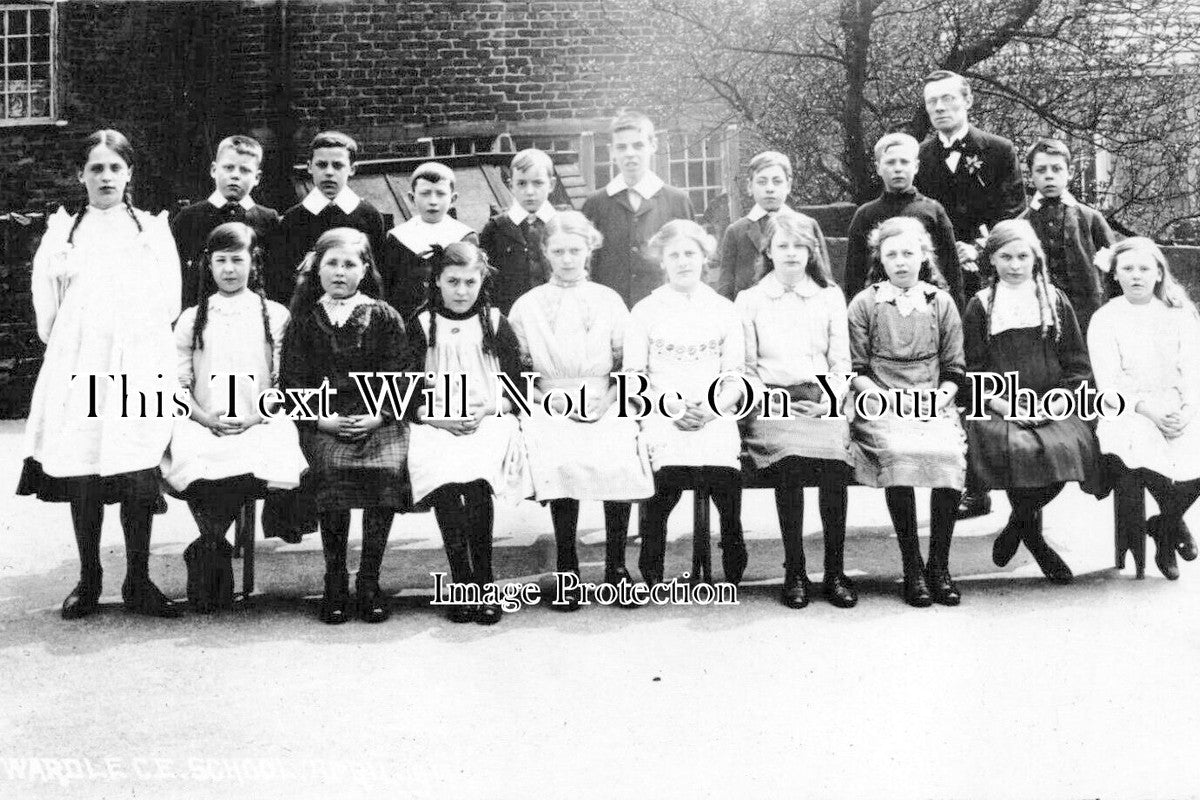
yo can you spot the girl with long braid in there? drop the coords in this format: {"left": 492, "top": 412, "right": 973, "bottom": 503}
{"left": 404, "top": 242, "right": 529, "bottom": 625}
{"left": 962, "top": 219, "right": 1103, "bottom": 584}
{"left": 17, "top": 129, "right": 181, "bottom": 619}
{"left": 160, "top": 222, "right": 307, "bottom": 612}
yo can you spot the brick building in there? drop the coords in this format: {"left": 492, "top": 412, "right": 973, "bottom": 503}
{"left": 0, "top": 0, "right": 744, "bottom": 415}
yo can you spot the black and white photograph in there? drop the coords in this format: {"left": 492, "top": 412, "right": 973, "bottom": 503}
{"left": 2, "top": 1, "right": 1200, "bottom": 797}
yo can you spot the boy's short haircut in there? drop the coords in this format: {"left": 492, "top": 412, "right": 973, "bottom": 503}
{"left": 411, "top": 161, "right": 457, "bottom": 191}
{"left": 215, "top": 134, "right": 264, "bottom": 166}
{"left": 609, "top": 109, "right": 656, "bottom": 139}
{"left": 1025, "top": 137, "right": 1073, "bottom": 170}
{"left": 923, "top": 69, "right": 971, "bottom": 101}
{"left": 748, "top": 151, "right": 793, "bottom": 180}
{"left": 873, "top": 132, "right": 920, "bottom": 161}
{"left": 308, "top": 131, "right": 359, "bottom": 161}
{"left": 511, "top": 148, "right": 554, "bottom": 178}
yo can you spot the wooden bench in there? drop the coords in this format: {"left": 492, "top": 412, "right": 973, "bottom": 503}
{"left": 230, "top": 468, "right": 1141, "bottom": 596}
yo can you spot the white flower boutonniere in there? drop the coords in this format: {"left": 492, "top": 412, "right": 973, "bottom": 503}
{"left": 1093, "top": 246, "right": 1114, "bottom": 273}
{"left": 963, "top": 154, "right": 985, "bottom": 187}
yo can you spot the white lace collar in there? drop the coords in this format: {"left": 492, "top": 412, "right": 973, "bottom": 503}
{"left": 980, "top": 280, "right": 1054, "bottom": 335}
{"left": 319, "top": 292, "right": 372, "bottom": 326}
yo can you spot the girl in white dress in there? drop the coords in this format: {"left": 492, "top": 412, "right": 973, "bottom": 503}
{"left": 406, "top": 242, "right": 529, "bottom": 625}
{"left": 508, "top": 211, "right": 654, "bottom": 610}
{"left": 17, "top": 130, "right": 181, "bottom": 619}
{"left": 735, "top": 213, "right": 856, "bottom": 609}
{"left": 1089, "top": 237, "right": 1200, "bottom": 580}
{"left": 626, "top": 220, "right": 747, "bottom": 587}
{"left": 161, "top": 222, "right": 307, "bottom": 612}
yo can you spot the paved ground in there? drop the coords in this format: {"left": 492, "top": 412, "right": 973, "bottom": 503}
{"left": 2, "top": 418, "right": 1198, "bottom": 799}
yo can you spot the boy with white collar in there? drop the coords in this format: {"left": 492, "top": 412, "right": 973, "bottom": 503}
{"left": 172, "top": 134, "right": 280, "bottom": 310}
{"left": 479, "top": 148, "right": 559, "bottom": 313}
{"left": 713, "top": 150, "right": 830, "bottom": 300}
{"left": 1018, "top": 137, "right": 1115, "bottom": 334}
{"left": 270, "top": 131, "right": 386, "bottom": 305}
{"left": 382, "top": 161, "right": 479, "bottom": 319}
{"left": 581, "top": 110, "right": 694, "bottom": 307}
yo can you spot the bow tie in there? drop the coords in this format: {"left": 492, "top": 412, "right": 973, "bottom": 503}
{"left": 939, "top": 138, "right": 966, "bottom": 157}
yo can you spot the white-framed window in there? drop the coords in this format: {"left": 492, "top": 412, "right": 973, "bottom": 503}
{"left": 589, "top": 129, "right": 731, "bottom": 213}
{"left": 1, "top": 2, "right": 55, "bottom": 126}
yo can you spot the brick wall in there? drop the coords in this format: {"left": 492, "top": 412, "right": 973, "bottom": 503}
{"left": 0, "top": 0, "right": 669, "bottom": 417}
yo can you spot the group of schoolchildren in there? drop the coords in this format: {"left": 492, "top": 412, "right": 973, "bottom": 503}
{"left": 18, "top": 92, "right": 1200, "bottom": 627}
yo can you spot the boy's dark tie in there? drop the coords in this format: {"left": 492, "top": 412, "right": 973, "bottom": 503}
{"left": 521, "top": 216, "right": 548, "bottom": 281}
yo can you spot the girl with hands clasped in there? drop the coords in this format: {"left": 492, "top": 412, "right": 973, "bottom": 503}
{"left": 507, "top": 211, "right": 653, "bottom": 610}
{"left": 161, "top": 222, "right": 307, "bottom": 612}
{"left": 734, "top": 212, "right": 856, "bottom": 609}
{"left": 963, "top": 220, "right": 1104, "bottom": 585}
{"left": 625, "top": 220, "right": 747, "bottom": 588}
{"left": 405, "top": 242, "right": 530, "bottom": 625}
{"left": 1089, "top": 237, "right": 1200, "bottom": 580}
{"left": 18, "top": 130, "right": 181, "bottom": 620}
{"left": 848, "top": 216, "right": 966, "bottom": 607}
{"left": 281, "top": 228, "right": 409, "bottom": 624}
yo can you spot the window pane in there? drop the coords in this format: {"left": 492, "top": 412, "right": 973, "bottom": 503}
{"left": 670, "top": 162, "right": 685, "bottom": 185}
{"left": 706, "top": 161, "right": 719, "bottom": 185}
{"left": 0, "top": 95, "right": 6, "bottom": 119}
{"left": 8, "top": 9, "right": 27, "bottom": 35}
{"left": 7, "top": 64, "right": 28, "bottom": 90}
{"left": 30, "top": 62, "right": 46, "bottom": 81}
{"left": 30, "top": 34, "right": 48, "bottom": 63}
{"left": 30, "top": 9, "right": 49, "bottom": 35}
{"left": 690, "top": 190, "right": 705, "bottom": 210}
{"left": 687, "top": 161, "right": 703, "bottom": 186}
{"left": 8, "top": 37, "right": 28, "bottom": 64}
{"left": 29, "top": 86, "right": 47, "bottom": 117}
{"left": 8, "top": 93, "right": 26, "bottom": 119}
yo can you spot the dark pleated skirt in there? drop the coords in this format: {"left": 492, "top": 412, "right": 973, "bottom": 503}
{"left": 966, "top": 413, "right": 1106, "bottom": 495}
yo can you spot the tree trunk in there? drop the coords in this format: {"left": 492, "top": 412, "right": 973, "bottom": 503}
{"left": 840, "top": 0, "right": 877, "bottom": 204}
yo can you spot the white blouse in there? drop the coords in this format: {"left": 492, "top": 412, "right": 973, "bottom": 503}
{"left": 735, "top": 272, "right": 850, "bottom": 392}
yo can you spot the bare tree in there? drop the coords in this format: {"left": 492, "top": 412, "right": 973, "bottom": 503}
{"left": 614, "top": 0, "right": 1200, "bottom": 237}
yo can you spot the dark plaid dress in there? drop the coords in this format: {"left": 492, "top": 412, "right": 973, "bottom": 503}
{"left": 279, "top": 299, "right": 411, "bottom": 512}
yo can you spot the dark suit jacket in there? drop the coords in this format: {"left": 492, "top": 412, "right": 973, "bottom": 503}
{"left": 713, "top": 211, "right": 831, "bottom": 301}
{"left": 915, "top": 125, "right": 1024, "bottom": 244}
{"left": 581, "top": 184, "right": 694, "bottom": 308}
{"left": 170, "top": 200, "right": 279, "bottom": 310}
{"left": 1019, "top": 200, "right": 1115, "bottom": 332}
{"left": 479, "top": 214, "right": 550, "bottom": 314}
{"left": 269, "top": 200, "right": 387, "bottom": 305}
